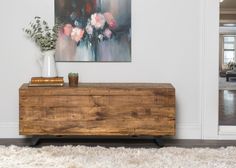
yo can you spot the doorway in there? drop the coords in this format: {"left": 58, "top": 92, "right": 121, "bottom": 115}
{"left": 219, "top": 0, "right": 236, "bottom": 132}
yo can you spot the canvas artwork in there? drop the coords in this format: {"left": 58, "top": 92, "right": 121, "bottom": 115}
{"left": 55, "top": 0, "right": 131, "bottom": 62}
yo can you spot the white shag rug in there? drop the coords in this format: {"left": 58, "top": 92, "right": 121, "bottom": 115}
{"left": 0, "top": 145, "right": 236, "bottom": 168}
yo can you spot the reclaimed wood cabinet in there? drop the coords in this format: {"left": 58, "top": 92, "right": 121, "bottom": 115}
{"left": 19, "top": 83, "right": 175, "bottom": 137}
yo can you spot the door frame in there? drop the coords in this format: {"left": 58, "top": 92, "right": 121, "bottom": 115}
{"left": 202, "top": 0, "right": 236, "bottom": 139}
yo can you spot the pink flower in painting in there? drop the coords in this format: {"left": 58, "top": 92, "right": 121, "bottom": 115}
{"left": 104, "top": 12, "right": 117, "bottom": 29}
{"left": 63, "top": 24, "right": 73, "bottom": 36}
{"left": 103, "top": 28, "right": 112, "bottom": 38}
{"left": 91, "top": 13, "right": 106, "bottom": 29}
{"left": 71, "top": 28, "right": 84, "bottom": 42}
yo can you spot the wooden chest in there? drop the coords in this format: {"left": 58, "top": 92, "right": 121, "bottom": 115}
{"left": 19, "top": 83, "right": 175, "bottom": 136}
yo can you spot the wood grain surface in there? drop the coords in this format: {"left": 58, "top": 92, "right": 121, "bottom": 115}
{"left": 19, "top": 83, "right": 175, "bottom": 136}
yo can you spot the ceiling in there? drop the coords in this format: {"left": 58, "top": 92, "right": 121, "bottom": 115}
{"left": 220, "top": 0, "right": 236, "bottom": 26}
{"left": 221, "top": 0, "right": 236, "bottom": 8}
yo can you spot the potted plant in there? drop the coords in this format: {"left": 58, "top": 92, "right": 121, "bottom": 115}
{"left": 68, "top": 72, "right": 79, "bottom": 87}
{"left": 23, "top": 16, "right": 61, "bottom": 77}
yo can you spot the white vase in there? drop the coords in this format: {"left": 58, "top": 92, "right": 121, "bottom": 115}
{"left": 39, "top": 50, "right": 57, "bottom": 77}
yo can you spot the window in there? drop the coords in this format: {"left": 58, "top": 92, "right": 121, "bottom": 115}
{"left": 223, "top": 36, "right": 236, "bottom": 64}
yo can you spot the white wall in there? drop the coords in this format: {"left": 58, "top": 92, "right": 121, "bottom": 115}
{"left": 0, "top": 0, "right": 203, "bottom": 138}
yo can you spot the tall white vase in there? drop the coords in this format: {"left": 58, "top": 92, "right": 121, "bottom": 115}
{"left": 40, "top": 50, "right": 58, "bottom": 78}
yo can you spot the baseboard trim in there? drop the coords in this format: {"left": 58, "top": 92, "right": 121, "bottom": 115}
{"left": 174, "top": 123, "right": 202, "bottom": 139}
{"left": 219, "top": 126, "right": 236, "bottom": 135}
{"left": 0, "top": 122, "right": 24, "bottom": 138}
{"left": 0, "top": 122, "right": 202, "bottom": 139}
{"left": 218, "top": 126, "right": 236, "bottom": 139}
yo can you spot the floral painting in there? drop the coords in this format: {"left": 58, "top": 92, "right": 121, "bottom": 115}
{"left": 55, "top": 0, "right": 131, "bottom": 62}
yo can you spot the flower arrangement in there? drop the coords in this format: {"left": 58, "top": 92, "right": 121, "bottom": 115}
{"left": 23, "top": 16, "right": 61, "bottom": 52}
{"left": 85, "top": 12, "right": 116, "bottom": 43}
{"left": 61, "top": 12, "right": 117, "bottom": 47}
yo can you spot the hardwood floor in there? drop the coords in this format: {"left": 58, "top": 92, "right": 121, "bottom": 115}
{"left": 219, "top": 90, "right": 236, "bottom": 125}
{"left": 0, "top": 138, "right": 236, "bottom": 148}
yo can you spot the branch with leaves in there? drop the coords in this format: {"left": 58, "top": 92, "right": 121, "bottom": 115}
{"left": 23, "top": 16, "right": 62, "bottom": 52}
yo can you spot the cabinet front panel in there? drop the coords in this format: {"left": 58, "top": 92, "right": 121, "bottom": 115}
{"left": 19, "top": 83, "right": 175, "bottom": 136}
